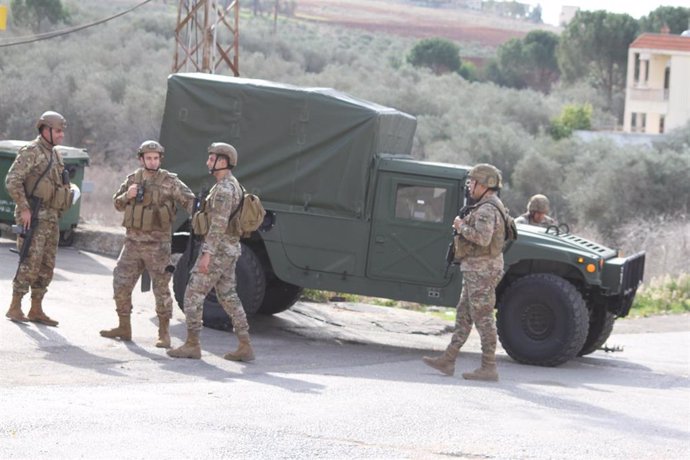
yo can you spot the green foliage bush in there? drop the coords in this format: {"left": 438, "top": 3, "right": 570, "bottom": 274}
{"left": 549, "top": 103, "right": 592, "bottom": 140}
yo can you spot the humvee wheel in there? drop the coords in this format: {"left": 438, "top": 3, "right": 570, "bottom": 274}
{"left": 497, "top": 274, "right": 588, "bottom": 366}
{"left": 578, "top": 307, "right": 616, "bottom": 356}
{"left": 173, "top": 242, "right": 266, "bottom": 330}
{"left": 259, "top": 278, "right": 303, "bottom": 315}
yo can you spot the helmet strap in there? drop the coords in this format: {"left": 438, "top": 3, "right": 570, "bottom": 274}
{"left": 41, "top": 127, "right": 56, "bottom": 146}
{"left": 208, "top": 155, "right": 231, "bottom": 174}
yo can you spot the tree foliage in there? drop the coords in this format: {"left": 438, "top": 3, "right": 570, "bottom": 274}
{"left": 489, "top": 30, "right": 559, "bottom": 93}
{"left": 407, "top": 38, "right": 461, "bottom": 75}
{"left": 549, "top": 103, "right": 593, "bottom": 140}
{"left": 10, "top": 0, "right": 69, "bottom": 32}
{"left": 639, "top": 6, "right": 690, "bottom": 34}
{"left": 557, "top": 10, "right": 639, "bottom": 114}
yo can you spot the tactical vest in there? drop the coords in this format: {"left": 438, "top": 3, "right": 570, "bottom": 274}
{"left": 23, "top": 146, "right": 72, "bottom": 212}
{"left": 454, "top": 195, "right": 507, "bottom": 260}
{"left": 122, "top": 169, "right": 175, "bottom": 232}
{"left": 191, "top": 177, "right": 241, "bottom": 238}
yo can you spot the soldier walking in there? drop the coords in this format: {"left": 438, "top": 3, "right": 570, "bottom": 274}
{"left": 5, "top": 111, "right": 74, "bottom": 326}
{"left": 423, "top": 163, "right": 507, "bottom": 381}
{"left": 100, "top": 141, "right": 195, "bottom": 347}
{"left": 515, "top": 194, "right": 557, "bottom": 228}
{"left": 168, "top": 142, "right": 255, "bottom": 361}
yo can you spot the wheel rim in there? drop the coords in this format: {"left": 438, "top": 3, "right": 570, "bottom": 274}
{"left": 520, "top": 302, "right": 555, "bottom": 340}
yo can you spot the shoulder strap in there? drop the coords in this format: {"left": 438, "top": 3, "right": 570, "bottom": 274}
{"left": 28, "top": 147, "right": 54, "bottom": 197}
{"left": 479, "top": 200, "right": 511, "bottom": 239}
{"left": 228, "top": 183, "right": 245, "bottom": 222}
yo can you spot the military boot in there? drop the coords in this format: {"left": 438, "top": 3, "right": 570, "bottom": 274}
{"left": 223, "top": 331, "right": 255, "bottom": 362}
{"left": 422, "top": 345, "right": 459, "bottom": 376}
{"left": 100, "top": 316, "right": 132, "bottom": 341}
{"left": 27, "top": 294, "right": 59, "bottom": 327}
{"left": 155, "top": 317, "right": 171, "bottom": 348}
{"left": 462, "top": 353, "right": 499, "bottom": 382}
{"left": 5, "top": 293, "right": 29, "bottom": 323}
{"left": 167, "top": 330, "right": 201, "bottom": 359}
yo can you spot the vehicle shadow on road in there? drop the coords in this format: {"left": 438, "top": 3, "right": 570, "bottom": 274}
{"left": 20, "top": 324, "right": 128, "bottom": 378}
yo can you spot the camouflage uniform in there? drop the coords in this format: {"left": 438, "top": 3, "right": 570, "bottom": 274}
{"left": 183, "top": 173, "right": 249, "bottom": 334}
{"left": 111, "top": 168, "right": 194, "bottom": 321}
{"left": 5, "top": 135, "right": 71, "bottom": 324}
{"left": 515, "top": 212, "right": 556, "bottom": 228}
{"left": 450, "top": 194, "right": 505, "bottom": 357}
{"left": 423, "top": 163, "right": 506, "bottom": 381}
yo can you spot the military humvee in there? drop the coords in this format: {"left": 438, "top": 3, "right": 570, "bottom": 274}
{"left": 159, "top": 73, "right": 645, "bottom": 366}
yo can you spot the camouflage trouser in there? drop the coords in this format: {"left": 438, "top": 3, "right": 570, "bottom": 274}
{"left": 113, "top": 240, "right": 174, "bottom": 318}
{"left": 450, "top": 269, "right": 503, "bottom": 356}
{"left": 184, "top": 247, "right": 248, "bottom": 334}
{"left": 13, "top": 217, "right": 59, "bottom": 298}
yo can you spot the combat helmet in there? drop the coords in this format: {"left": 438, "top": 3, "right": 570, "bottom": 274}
{"left": 36, "top": 111, "right": 67, "bottom": 131}
{"left": 137, "top": 140, "right": 165, "bottom": 156}
{"left": 208, "top": 142, "right": 238, "bottom": 167}
{"left": 468, "top": 163, "right": 502, "bottom": 189}
{"left": 528, "top": 194, "right": 550, "bottom": 213}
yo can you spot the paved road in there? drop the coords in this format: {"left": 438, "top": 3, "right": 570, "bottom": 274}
{"left": 0, "top": 239, "right": 688, "bottom": 459}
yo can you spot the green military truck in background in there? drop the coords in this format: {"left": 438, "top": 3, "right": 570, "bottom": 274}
{"left": 160, "top": 73, "right": 645, "bottom": 367}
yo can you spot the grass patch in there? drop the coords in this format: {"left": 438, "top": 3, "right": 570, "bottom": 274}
{"left": 629, "top": 273, "right": 690, "bottom": 317}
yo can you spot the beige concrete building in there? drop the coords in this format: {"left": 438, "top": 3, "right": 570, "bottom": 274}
{"left": 624, "top": 32, "right": 690, "bottom": 134}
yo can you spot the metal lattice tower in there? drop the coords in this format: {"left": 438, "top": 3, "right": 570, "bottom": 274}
{"left": 173, "top": 0, "right": 240, "bottom": 75}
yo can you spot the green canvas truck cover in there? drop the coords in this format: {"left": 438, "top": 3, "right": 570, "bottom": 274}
{"left": 159, "top": 73, "right": 417, "bottom": 218}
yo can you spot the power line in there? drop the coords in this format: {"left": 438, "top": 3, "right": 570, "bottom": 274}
{"left": 0, "top": 0, "right": 154, "bottom": 48}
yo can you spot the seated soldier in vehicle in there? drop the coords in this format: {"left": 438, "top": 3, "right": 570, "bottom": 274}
{"left": 515, "top": 194, "right": 557, "bottom": 228}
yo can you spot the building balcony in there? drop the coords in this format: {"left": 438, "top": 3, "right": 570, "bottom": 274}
{"left": 629, "top": 87, "right": 669, "bottom": 102}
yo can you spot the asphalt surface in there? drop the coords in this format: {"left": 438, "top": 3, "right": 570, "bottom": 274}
{"left": 0, "top": 237, "right": 688, "bottom": 459}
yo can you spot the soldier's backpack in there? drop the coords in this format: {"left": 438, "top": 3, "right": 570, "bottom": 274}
{"left": 229, "top": 185, "right": 266, "bottom": 238}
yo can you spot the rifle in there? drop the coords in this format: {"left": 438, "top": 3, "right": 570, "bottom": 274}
{"left": 14, "top": 196, "right": 42, "bottom": 279}
{"left": 186, "top": 188, "right": 207, "bottom": 270}
{"left": 444, "top": 185, "right": 475, "bottom": 277}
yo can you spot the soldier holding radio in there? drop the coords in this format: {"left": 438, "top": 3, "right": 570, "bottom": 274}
{"left": 100, "top": 140, "right": 195, "bottom": 348}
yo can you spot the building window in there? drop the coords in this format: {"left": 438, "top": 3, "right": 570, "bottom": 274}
{"left": 660, "top": 115, "right": 665, "bottom": 134}
{"left": 634, "top": 53, "right": 640, "bottom": 83}
{"left": 631, "top": 113, "right": 647, "bottom": 133}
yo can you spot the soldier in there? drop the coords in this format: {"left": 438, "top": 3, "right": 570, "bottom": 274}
{"left": 515, "top": 194, "right": 557, "bottom": 228}
{"left": 423, "top": 163, "right": 506, "bottom": 381}
{"left": 100, "top": 140, "right": 195, "bottom": 347}
{"left": 168, "top": 142, "right": 254, "bottom": 362}
{"left": 5, "top": 111, "right": 74, "bottom": 326}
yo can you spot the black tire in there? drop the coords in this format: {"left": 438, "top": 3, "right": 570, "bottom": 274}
{"left": 172, "top": 242, "right": 266, "bottom": 330}
{"left": 497, "top": 273, "right": 589, "bottom": 367}
{"left": 258, "top": 277, "right": 303, "bottom": 315}
{"left": 578, "top": 306, "right": 616, "bottom": 356}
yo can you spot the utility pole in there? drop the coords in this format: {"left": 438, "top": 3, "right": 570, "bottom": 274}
{"left": 173, "top": 0, "right": 240, "bottom": 76}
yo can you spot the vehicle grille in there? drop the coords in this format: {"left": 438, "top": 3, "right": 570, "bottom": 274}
{"left": 618, "top": 251, "right": 646, "bottom": 317}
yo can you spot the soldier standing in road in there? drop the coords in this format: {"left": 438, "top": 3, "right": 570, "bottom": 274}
{"left": 423, "top": 163, "right": 507, "bottom": 381}
{"left": 168, "top": 142, "right": 255, "bottom": 362}
{"left": 515, "top": 194, "right": 557, "bottom": 228}
{"left": 5, "top": 111, "right": 74, "bottom": 326}
{"left": 100, "top": 140, "right": 195, "bottom": 348}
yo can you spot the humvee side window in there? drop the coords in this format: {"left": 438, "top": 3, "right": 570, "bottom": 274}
{"left": 394, "top": 184, "right": 447, "bottom": 223}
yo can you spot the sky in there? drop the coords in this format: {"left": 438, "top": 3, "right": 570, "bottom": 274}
{"left": 536, "top": 1, "right": 690, "bottom": 27}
